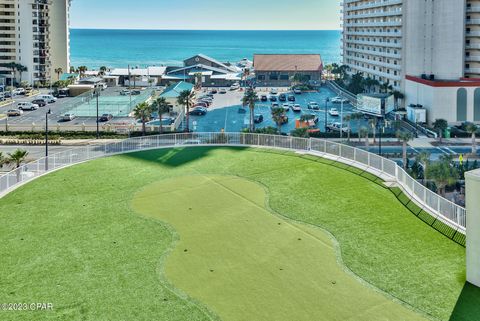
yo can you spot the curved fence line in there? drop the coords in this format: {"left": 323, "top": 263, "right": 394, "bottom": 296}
{"left": 0, "top": 132, "right": 466, "bottom": 234}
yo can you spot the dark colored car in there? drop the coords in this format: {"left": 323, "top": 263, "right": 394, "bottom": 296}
{"left": 260, "top": 95, "right": 268, "bottom": 102}
{"left": 131, "top": 90, "right": 141, "bottom": 95}
{"left": 288, "top": 95, "right": 296, "bottom": 102}
{"left": 99, "top": 114, "right": 113, "bottom": 122}
{"left": 279, "top": 94, "right": 287, "bottom": 102}
{"left": 210, "top": 89, "right": 218, "bottom": 94}
{"left": 32, "top": 99, "right": 47, "bottom": 107}
{"left": 269, "top": 95, "right": 277, "bottom": 102}
{"left": 189, "top": 107, "right": 207, "bottom": 116}
{"left": 254, "top": 114, "right": 264, "bottom": 124}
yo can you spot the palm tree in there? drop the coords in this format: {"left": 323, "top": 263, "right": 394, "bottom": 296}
{"left": 54, "top": 67, "right": 63, "bottom": 80}
{"left": 359, "top": 127, "right": 369, "bottom": 147}
{"left": 271, "top": 108, "right": 286, "bottom": 133}
{"left": 433, "top": 119, "right": 448, "bottom": 143}
{"left": 343, "top": 114, "right": 352, "bottom": 142}
{"left": 99, "top": 66, "right": 108, "bottom": 76}
{"left": 368, "top": 118, "right": 378, "bottom": 143}
{"left": 0, "top": 62, "right": 22, "bottom": 85}
{"left": 242, "top": 68, "right": 251, "bottom": 88}
{"left": 242, "top": 88, "right": 258, "bottom": 132}
{"left": 193, "top": 72, "right": 203, "bottom": 90}
{"left": 426, "top": 155, "right": 459, "bottom": 196}
{"left": 6, "top": 149, "right": 29, "bottom": 182}
{"left": 416, "top": 151, "right": 431, "bottom": 183}
{"left": 133, "top": 102, "right": 152, "bottom": 136}
{"left": 69, "top": 66, "right": 76, "bottom": 74}
{"left": 177, "top": 90, "right": 195, "bottom": 132}
{"left": 465, "top": 122, "right": 478, "bottom": 155}
{"left": 154, "top": 97, "right": 170, "bottom": 134}
{"left": 350, "top": 112, "right": 364, "bottom": 142}
{"left": 392, "top": 90, "right": 405, "bottom": 109}
{"left": 0, "top": 152, "right": 6, "bottom": 169}
{"left": 17, "top": 64, "right": 27, "bottom": 83}
{"left": 396, "top": 130, "right": 414, "bottom": 170}
{"left": 78, "top": 66, "right": 88, "bottom": 78}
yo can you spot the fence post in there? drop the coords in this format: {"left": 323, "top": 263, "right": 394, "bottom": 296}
{"left": 308, "top": 138, "right": 312, "bottom": 151}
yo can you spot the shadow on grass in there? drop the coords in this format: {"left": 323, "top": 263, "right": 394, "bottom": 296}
{"left": 118, "top": 146, "right": 250, "bottom": 168}
{"left": 449, "top": 282, "right": 480, "bottom": 321}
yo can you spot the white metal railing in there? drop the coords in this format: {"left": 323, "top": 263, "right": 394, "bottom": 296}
{"left": 0, "top": 132, "right": 466, "bottom": 234}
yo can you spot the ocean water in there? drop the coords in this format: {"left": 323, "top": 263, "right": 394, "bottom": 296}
{"left": 70, "top": 29, "right": 342, "bottom": 69}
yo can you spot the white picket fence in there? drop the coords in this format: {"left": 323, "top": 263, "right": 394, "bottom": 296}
{"left": 0, "top": 132, "right": 467, "bottom": 234}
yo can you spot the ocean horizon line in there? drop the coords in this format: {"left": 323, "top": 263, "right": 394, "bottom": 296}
{"left": 70, "top": 28, "right": 342, "bottom": 32}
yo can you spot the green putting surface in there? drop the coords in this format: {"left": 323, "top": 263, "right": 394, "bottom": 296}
{"left": 133, "top": 175, "right": 427, "bottom": 321}
{"left": 0, "top": 147, "right": 473, "bottom": 321}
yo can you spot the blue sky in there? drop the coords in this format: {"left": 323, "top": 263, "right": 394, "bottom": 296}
{"left": 70, "top": 0, "right": 340, "bottom": 30}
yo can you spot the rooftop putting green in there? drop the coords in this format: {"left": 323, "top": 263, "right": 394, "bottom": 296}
{"left": 0, "top": 147, "right": 476, "bottom": 321}
{"left": 132, "top": 175, "right": 427, "bottom": 321}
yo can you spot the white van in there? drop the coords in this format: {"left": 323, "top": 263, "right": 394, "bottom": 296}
{"left": 37, "top": 94, "right": 57, "bottom": 103}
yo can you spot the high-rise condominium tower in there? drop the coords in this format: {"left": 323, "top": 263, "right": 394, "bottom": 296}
{"left": 342, "top": 0, "right": 480, "bottom": 124}
{"left": 0, "top": 0, "right": 70, "bottom": 86}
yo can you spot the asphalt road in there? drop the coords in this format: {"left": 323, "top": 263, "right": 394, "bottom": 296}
{"left": 0, "top": 87, "right": 134, "bottom": 130}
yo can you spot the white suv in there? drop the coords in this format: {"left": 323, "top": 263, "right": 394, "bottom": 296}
{"left": 17, "top": 102, "right": 39, "bottom": 111}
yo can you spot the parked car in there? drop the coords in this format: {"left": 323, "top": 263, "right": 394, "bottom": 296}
{"left": 307, "top": 102, "right": 320, "bottom": 110}
{"left": 329, "top": 108, "right": 340, "bottom": 117}
{"left": 282, "top": 103, "right": 291, "bottom": 112}
{"left": 37, "top": 94, "right": 57, "bottom": 103}
{"left": 279, "top": 94, "right": 287, "bottom": 102}
{"left": 327, "top": 122, "right": 348, "bottom": 133}
{"left": 95, "top": 82, "right": 108, "bottom": 90}
{"left": 7, "top": 109, "right": 23, "bottom": 116}
{"left": 230, "top": 83, "right": 240, "bottom": 91}
{"left": 288, "top": 95, "right": 296, "bottom": 102}
{"left": 62, "top": 113, "right": 76, "bottom": 121}
{"left": 14, "top": 88, "right": 26, "bottom": 95}
{"left": 17, "top": 102, "right": 39, "bottom": 111}
{"left": 99, "top": 114, "right": 113, "bottom": 122}
{"left": 260, "top": 95, "right": 268, "bottom": 102}
{"left": 195, "top": 102, "right": 209, "bottom": 108}
{"left": 331, "top": 96, "right": 349, "bottom": 104}
{"left": 292, "top": 104, "right": 302, "bottom": 112}
{"left": 131, "top": 90, "right": 141, "bottom": 95}
{"left": 293, "top": 88, "right": 302, "bottom": 95}
{"left": 31, "top": 99, "right": 47, "bottom": 107}
{"left": 219, "top": 88, "right": 227, "bottom": 94}
{"left": 120, "top": 89, "right": 130, "bottom": 96}
{"left": 210, "top": 89, "right": 218, "bottom": 94}
{"left": 189, "top": 107, "right": 208, "bottom": 116}
{"left": 254, "top": 114, "right": 264, "bottom": 124}
{"left": 54, "top": 88, "right": 70, "bottom": 98}
{"left": 269, "top": 95, "right": 277, "bottom": 102}
{"left": 270, "top": 88, "right": 278, "bottom": 95}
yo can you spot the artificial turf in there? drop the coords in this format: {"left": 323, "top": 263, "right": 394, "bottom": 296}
{"left": 0, "top": 147, "right": 474, "bottom": 321}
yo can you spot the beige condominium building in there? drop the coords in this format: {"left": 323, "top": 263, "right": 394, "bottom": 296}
{"left": 342, "top": 0, "right": 480, "bottom": 124}
{"left": 0, "top": 0, "right": 70, "bottom": 86}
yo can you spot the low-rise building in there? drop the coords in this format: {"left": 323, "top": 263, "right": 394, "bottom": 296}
{"left": 405, "top": 76, "right": 480, "bottom": 125}
{"left": 159, "top": 81, "right": 195, "bottom": 114}
{"left": 253, "top": 54, "right": 323, "bottom": 87}
{"left": 162, "top": 54, "right": 242, "bottom": 87}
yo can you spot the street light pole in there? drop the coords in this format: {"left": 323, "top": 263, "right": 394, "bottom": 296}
{"left": 45, "top": 109, "right": 51, "bottom": 170}
{"left": 340, "top": 95, "right": 344, "bottom": 139}
{"left": 95, "top": 88, "right": 100, "bottom": 139}
{"left": 324, "top": 98, "right": 330, "bottom": 133}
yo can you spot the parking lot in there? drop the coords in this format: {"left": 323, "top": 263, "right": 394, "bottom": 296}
{"left": 0, "top": 87, "right": 149, "bottom": 131}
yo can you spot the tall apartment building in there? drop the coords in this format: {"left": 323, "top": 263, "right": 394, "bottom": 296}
{"left": 342, "top": 0, "right": 480, "bottom": 124}
{"left": 0, "top": 0, "right": 70, "bottom": 86}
